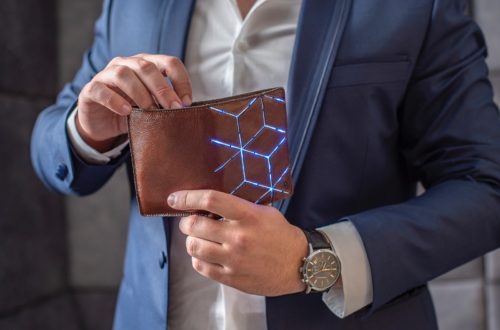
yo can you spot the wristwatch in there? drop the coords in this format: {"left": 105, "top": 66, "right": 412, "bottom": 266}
{"left": 300, "top": 229, "right": 341, "bottom": 294}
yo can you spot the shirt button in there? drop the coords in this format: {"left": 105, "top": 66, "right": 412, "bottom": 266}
{"left": 236, "top": 40, "right": 250, "bottom": 52}
{"left": 158, "top": 251, "right": 167, "bottom": 269}
{"left": 55, "top": 163, "right": 68, "bottom": 181}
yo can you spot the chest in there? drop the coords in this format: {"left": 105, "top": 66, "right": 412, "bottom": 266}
{"left": 183, "top": 0, "right": 302, "bottom": 98}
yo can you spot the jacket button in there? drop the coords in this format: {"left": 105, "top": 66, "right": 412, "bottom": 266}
{"left": 55, "top": 164, "right": 68, "bottom": 180}
{"left": 158, "top": 251, "right": 167, "bottom": 269}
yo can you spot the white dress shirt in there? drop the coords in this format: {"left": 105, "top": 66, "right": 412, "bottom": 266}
{"left": 66, "top": 0, "right": 373, "bottom": 328}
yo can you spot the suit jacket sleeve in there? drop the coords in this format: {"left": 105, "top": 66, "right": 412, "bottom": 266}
{"left": 347, "top": 0, "right": 500, "bottom": 315}
{"left": 30, "top": 0, "right": 129, "bottom": 196}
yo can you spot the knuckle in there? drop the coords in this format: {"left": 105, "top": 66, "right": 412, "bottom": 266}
{"left": 137, "top": 59, "right": 155, "bottom": 73}
{"left": 108, "top": 56, "right": 123, "bottom": 66}
{"left": 233, "top": 232, "right": 249, "bottom": 249}
{"left": 192, "top": 258, "right": 203, "bottom": 272}
{"left": 166, "top": 56, "right": 182, "bottom": 67}
{"left": 112, "top": 65, "right": 130, "bottom": 79}
{"left": 187, "top": 215, "right": 199, "bottom": 234}
{"left": 180, "top": 191, "right": 190, "bottom": 208}
{"left": 186, "top": 237, "right": 197, "bottom": 256}
{"left": 200, "top": 191, "right": 217, "bottom": 210}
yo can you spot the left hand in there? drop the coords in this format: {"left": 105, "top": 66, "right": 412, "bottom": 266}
{"left": 168, "top": 189, "right": 308, "bottom": 296}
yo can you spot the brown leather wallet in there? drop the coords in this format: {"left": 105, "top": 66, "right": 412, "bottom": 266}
{"left": 127, "top": 87, "right": 294, "bottom": 217}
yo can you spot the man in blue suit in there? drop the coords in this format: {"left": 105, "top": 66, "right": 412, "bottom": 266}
{"left": 31, "top": 0, "right": 500, "bottom": 329}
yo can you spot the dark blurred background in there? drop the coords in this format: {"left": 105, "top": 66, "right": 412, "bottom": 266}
{"left": 0, "top": 0, "right": 499, "bottom": 329}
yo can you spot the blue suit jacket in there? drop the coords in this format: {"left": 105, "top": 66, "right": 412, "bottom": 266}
{"left": 31, "top": 0, "right": 500, "bottom": 329}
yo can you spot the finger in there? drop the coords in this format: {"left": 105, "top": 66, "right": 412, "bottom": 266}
{"left": 192, "top": 257, "right": 226, "bottom": 282}
{"left": 135, "top": 54, "right": 192, "bottom": 106}
{"left": 186, "top": 236, "right": 228, "bottom": 266}
{"left": 114, "top": 56, "right": 183, "bottom": 109}
{"left": 80, "top": 80, "right": 131, "bottom": 116}
{"left": 97, "top": 65, "right": 155, "bottom": 110}
{"left": 168, "top": 190, "right": 253, "bottom": 220}
{"left": 179, "top": 214, "right": 228, "bottom": 243}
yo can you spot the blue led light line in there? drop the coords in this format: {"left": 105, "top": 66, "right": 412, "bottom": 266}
{"left": 210, "top": 95, "right": 289, "bottom": 203}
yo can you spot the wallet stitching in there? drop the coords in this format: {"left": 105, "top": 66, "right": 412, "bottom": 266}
{"left": 132, "top": 87, "right": 284, "bottom": 113}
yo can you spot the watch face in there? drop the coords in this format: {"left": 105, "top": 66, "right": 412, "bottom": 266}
{"left": 303, "top": 250, "right": 340, "bottom": 292}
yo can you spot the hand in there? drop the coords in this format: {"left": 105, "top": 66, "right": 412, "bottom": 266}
{"left": 77, "top": 54, "right": 192, "bottom": 152}
{"left": 168, "top": 189, "right": 308, "bottom": 296}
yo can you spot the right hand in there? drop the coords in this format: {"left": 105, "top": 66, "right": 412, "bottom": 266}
{"left": 77, "top": 53, "right": 192, "bottom": 152}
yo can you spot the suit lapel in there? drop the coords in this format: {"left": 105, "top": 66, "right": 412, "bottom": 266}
{"left": 278, "top": 0, "right": 352, "bottom": 214}
{"left": 157, "top": 0, "right": 196, "bottom": 59}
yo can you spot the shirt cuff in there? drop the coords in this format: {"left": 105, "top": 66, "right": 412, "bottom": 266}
{"left": 66, "top": 106, "right": 129, "bottom": 165}
{"left": 317, "top": 220, "right": 373, "bottom": 318}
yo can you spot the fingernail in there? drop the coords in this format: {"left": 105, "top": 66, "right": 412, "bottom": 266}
{"left": 167, "top": 194, "right": 176, "bottom": 207}
{"left": 181, "top": 95, "right": 192, "bottom": 106}
{"left": 171, "top": 101, "right": 182, "bottom": 109}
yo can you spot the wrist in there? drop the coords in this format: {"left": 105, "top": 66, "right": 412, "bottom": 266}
{"left": 75, "top": 111, "right": 123, "bottom": 152}
{"left": 287, "top": 225, "right": 308, "bottom": 293}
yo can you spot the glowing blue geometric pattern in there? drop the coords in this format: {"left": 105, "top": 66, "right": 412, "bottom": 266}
{"left": 210, "top": 95, "right": 290, "bottom": 203}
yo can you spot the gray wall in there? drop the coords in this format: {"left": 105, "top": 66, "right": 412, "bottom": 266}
{"left": 0, "top": 0, "right": 119, "bottom": 329}
{"left": 476, "top": 0, "right": 500, "bottom": 70}
{"left": 0, "top": 0, "right": 71, "bottom": 328}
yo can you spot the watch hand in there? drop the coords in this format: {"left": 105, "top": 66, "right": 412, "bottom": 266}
{"left": 311, "top": 268, "right": 336, "bottom": 277}
{"left": 311, "top": 268, "right": 325, "bottom": 277}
